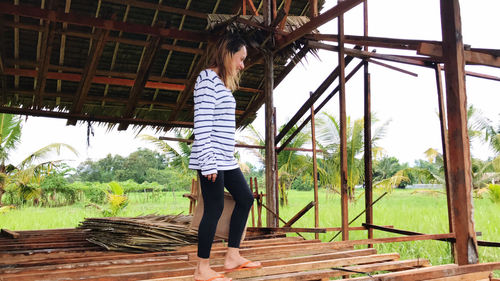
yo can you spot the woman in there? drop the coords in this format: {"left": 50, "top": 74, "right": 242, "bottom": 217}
{"left": 189, "top": 33, "right": 261, "bottom": 281}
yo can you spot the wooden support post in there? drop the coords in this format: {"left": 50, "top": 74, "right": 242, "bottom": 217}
{"left": 440, "top": 0, "right": 478, "bottom": 265}
{"left": 263, "top": 0, "right": 277, "bottom": 228}
{"left": 250, "top": 178, "right": 255, "bottom": 227}
{"left": 273, "top": 107, "right": 279, "bottom": 222}
{"left": 435, "top": 63, "right": 455, "bottom": 260}
{"left": 255, "top": 177, "right": 263, "bottom": 227}
{"left": 242, "top": 0, "right": 246, "bottom": 15}
{"left": 363, "top": 0, "right": 373, "bottom": 248}
{"left": 364, "top": 61, "right": 373, "bottom": 246}
{"left": 338, "top": 0, "right": 349, "bottom": 242}
{"left": 310, "top": 92, "right": 320, "bottom": 240}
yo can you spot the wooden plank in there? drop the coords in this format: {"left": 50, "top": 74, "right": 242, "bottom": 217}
{"left": 5, "top": 59, "right": 189, "bottom": 84}
{"left": 0, "top": 2, "right": 209, "bottom": 42}
{"left": 118, "top": 32, "right": 163, "bottom": 130}
{"left": 277, "top": 0, "right": 364, "bottom": 49}
{"left": 225, "top": 253, "right": 400, "bottom": 279}
{"left": 154, "top": 253, "right": 400, "bottom": 281}
{"left": 418, "top": 42, "right": 500, "bottom": 68}
{"left": 440, "top": 0, "right": 479, "bottom": 265}
{"left": 0, "top": 249, "right": 380, "bottom": 280}
{"left": 0, "top": 106, "right": 193, "bottom": 128}
{"left": 8, "top": 89, "right": 179, "bottom": 109}
{"left": 309, "top": 41, "right": 432, "bottom": 66}
{"left": 241, "top": 259, "right": 430, "bottom": 281}
{"left": 344, "top": 262, "right": 500, "bottom": 281}
{"left": 337, "top": 233, "right": 455, "bottom": 247}
{"left": 189, "top": 240, "right": 353, "bottom": 259}
{"left": 247, "top": 227, "right": 326, "bottom": 233}
{"left": 465, "top": 70, "right": 500, "bottom": 82}
{"left": 362, "top": 224, "right": 455, "bottom": 242}
{"left": 283, "top": 201, "right": 315, "bottom": 227}
{"left": 306, "top": 34, "right": 441, "bottom": 51}
{"left": 0, "top": 229, "right": 20, "bottom": 239}
{"left": 3, "top": 68, "right": 185, "bottom": 91}
{"left": 367, "top": 59, "right": 419, "bottom": 77}
{"left": 426, "top": 271, "right": 491, "bottom": 281}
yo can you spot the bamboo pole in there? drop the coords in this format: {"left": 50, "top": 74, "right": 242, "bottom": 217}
{"left": 434, "top": 63, "right": 454, "bottom": 261}
{"left": 310, "top": 92, "right": 320, "bottom": 240}
{"left": 338, "top": 0, "right": 349, "bottom": 241}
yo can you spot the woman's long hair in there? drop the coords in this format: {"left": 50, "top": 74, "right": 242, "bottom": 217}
{"left": 209, "top": 33, "right": 246, "bottom": 91}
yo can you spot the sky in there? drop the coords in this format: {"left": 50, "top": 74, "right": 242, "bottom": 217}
{"left": 9, "top": 0, "right": 500, "bottom": 168}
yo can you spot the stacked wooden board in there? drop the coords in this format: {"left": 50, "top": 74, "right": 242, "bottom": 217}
{"left": 1, "top": 229, "right": 499, "bottom": 280}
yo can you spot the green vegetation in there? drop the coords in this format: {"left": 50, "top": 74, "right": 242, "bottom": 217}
{"left": 1, "top": 189, "right": 499, "bottom": 268}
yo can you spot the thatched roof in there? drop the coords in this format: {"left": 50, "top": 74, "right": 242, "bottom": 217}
{"left": 0, "top": 0, "right": 323, "bottom": 131}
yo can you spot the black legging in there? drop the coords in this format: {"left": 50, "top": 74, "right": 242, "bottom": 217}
{"left": 197, "top": 168, "right": 254, "bottom": 258}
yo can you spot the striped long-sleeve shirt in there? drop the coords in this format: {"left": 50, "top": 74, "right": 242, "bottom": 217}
{"left": 189, "top": 69, "right": 239, "bottom": 175}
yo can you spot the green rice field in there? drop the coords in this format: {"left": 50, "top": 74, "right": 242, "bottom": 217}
{"left": 1, "top": 188, "right": 499, "bottom": 274}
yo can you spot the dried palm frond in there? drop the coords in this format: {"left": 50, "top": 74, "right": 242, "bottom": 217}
{"left": 79, "top": 214, "right": 197, "bottom": 253}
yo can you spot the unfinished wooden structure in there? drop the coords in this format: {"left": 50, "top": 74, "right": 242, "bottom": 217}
{"left": 2, "top": 229, "right": 500, "bottom": 280}
{"left": 1, "top": 0, "right": 500, "bottom": 279}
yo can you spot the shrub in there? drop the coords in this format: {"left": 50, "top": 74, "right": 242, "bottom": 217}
{"left": 488, "top": 184, "right": 500, "bottom": 204}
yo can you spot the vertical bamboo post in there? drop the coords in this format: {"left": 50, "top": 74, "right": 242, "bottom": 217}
{"left": 310, "top": 92, "right": 320, "bottom": 240}
{"left": 309, "top": 0, "right": 318, "bottom": 17}
{"left": 255, "top": 177, "right": 263, "bottom": 227}
{"left": 263, "top": 0, "right": 278, "bottom": 227}
{"left": 363, "top": 62, "right": 373, "bottom": 246}
{"left": 435, "top": 63, "right": 455, "bottom": 261}
{"left": 362, "top": 0, "right": 373, "bottom": 247}
{"left": 338, "top": 0, "right": 349, "bottom": 241}
{"left": 250, "top": 177, "right": 256, "bottom": 227}
{"left": 274, "top": 107, "right": 280, "bottom": 220}
{"left": 440, "top": 0, "right": 478, "bottom": 265}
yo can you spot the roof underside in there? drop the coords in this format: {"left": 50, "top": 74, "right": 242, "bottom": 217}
{"left": 0, "top": 0, "right": 322, "bottom": 131}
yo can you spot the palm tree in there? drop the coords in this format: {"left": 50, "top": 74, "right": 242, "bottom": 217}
{"left": 0, "top": 114, "right": 22, "bottom": 205}
{"left": 8, "top": 143, "right": 79, "bottom": 204}
{"left": 316, "top": 113, "right": 389, "bottom": 199}
{"left": 242, "top": 124, "right": 312, "bottom": 206}
{"left": 138, "top": 129, "right": 193, "bottom": 175}
{"left": 0, "top": 113, "right": 79, "bottom": 205}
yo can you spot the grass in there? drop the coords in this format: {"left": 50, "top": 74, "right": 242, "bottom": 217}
{"left": 1, "top": 188, "right": 499, "bottom": 274}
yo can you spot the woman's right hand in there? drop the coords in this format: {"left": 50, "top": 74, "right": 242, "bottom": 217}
{"left": 205, "top": 173, "right": 217, "bottom": 182}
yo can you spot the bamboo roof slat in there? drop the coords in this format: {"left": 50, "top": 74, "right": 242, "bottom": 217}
{"left": 0, "top": 0, "right": 318, "bottom": 129}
